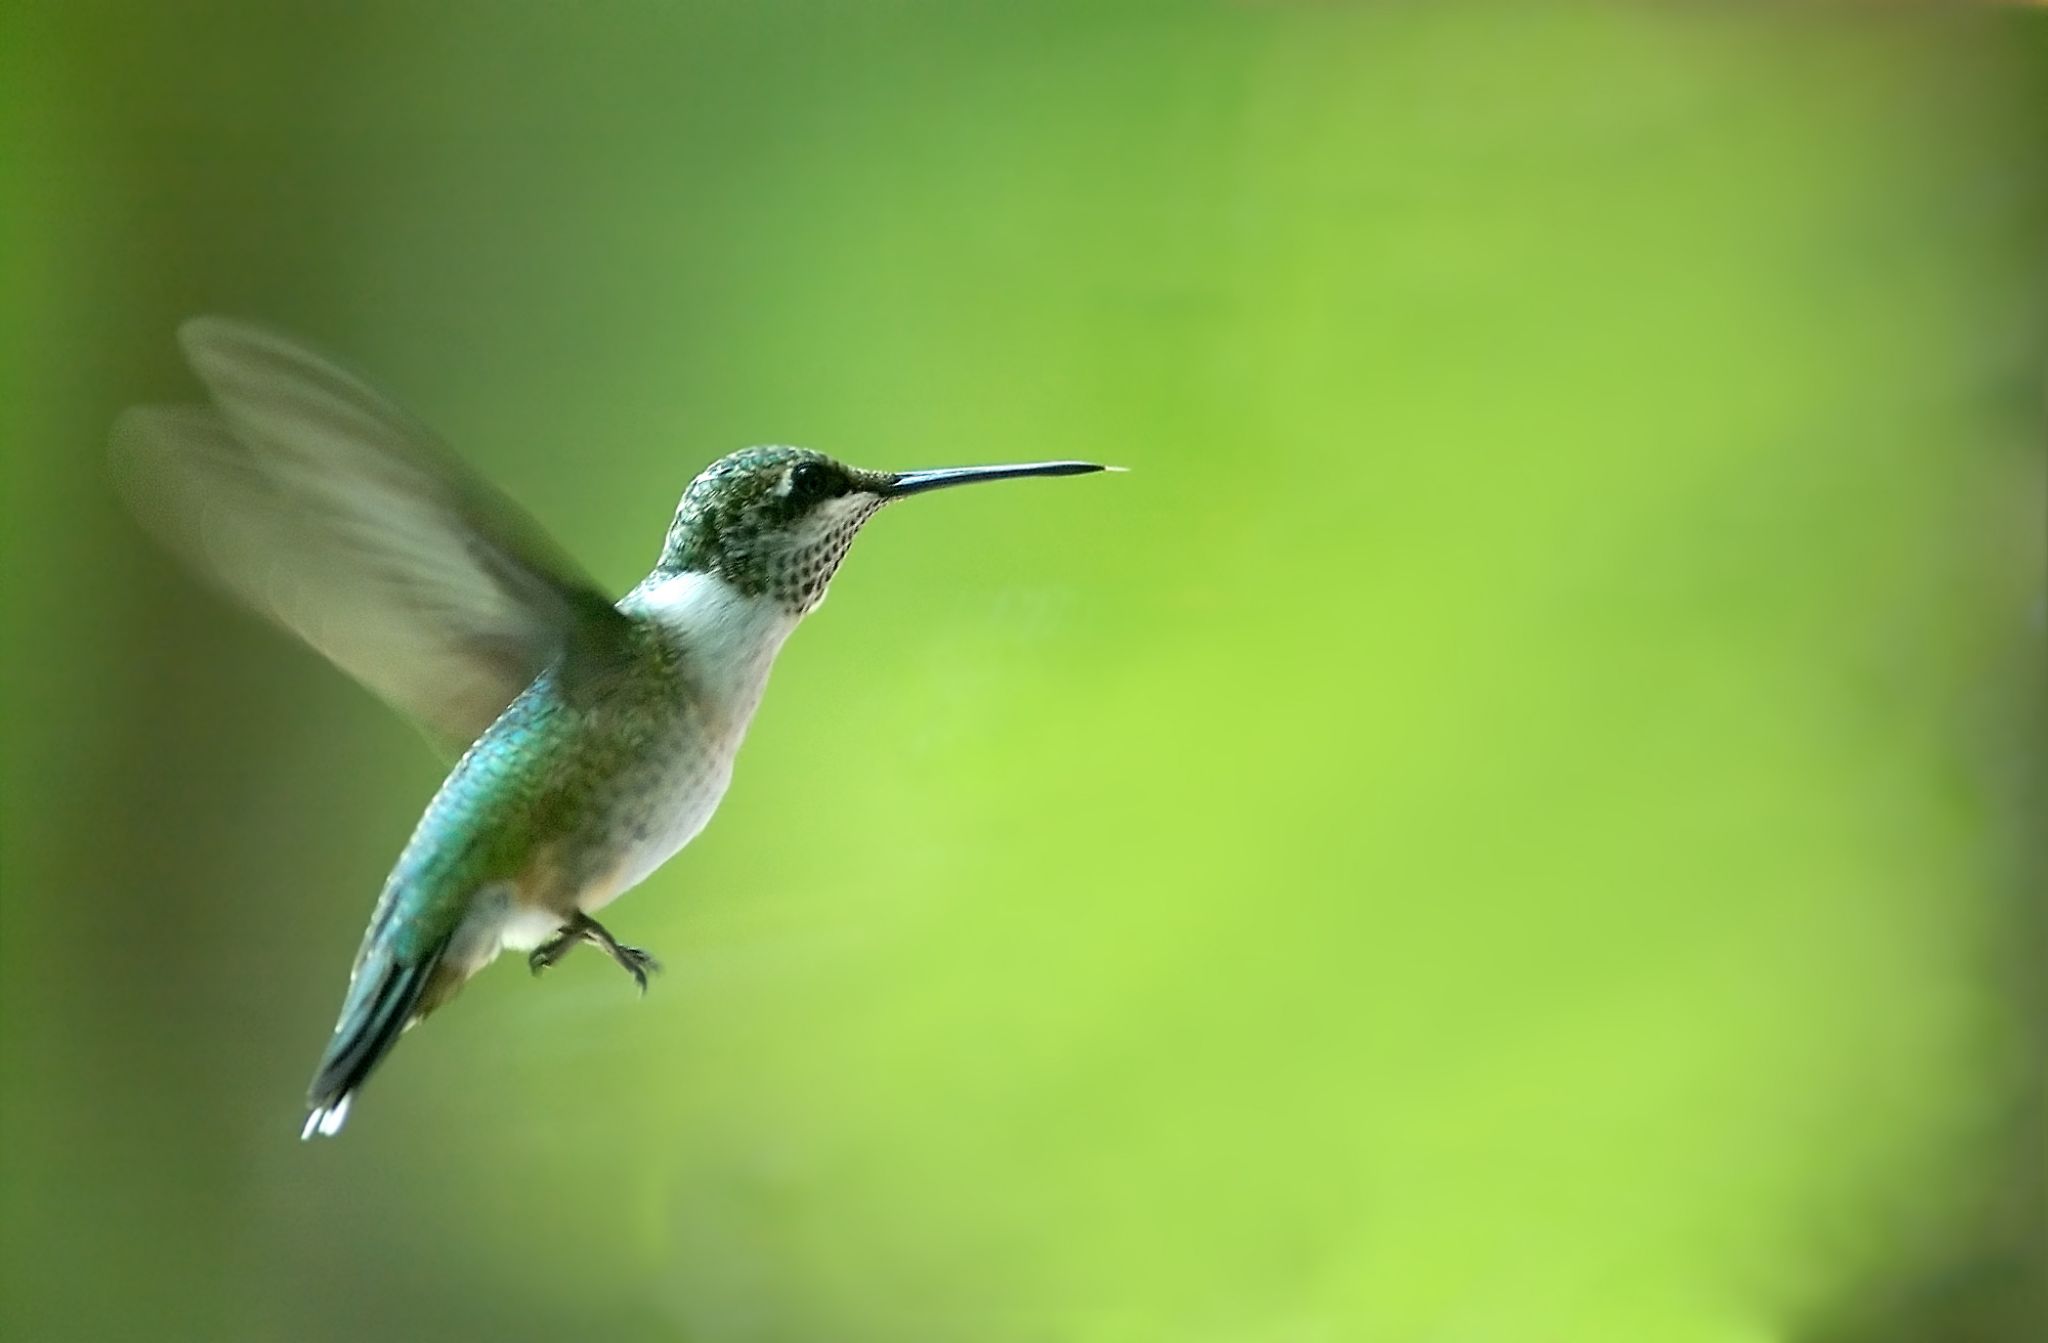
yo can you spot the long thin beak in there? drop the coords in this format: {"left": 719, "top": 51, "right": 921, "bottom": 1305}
{"left": 881, "top": 460, "right": 1113, "bottom": 499}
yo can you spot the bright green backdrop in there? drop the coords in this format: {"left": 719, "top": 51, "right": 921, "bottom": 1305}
{"left": 3, "top": 4, "right": 2042, "bottom": 1341}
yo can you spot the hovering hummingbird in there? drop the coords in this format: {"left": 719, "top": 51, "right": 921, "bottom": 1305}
{"left": 113, "top": 317, "right": 1110, "bottom": 1139}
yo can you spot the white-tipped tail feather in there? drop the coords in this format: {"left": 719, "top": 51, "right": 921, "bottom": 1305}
{"left": 301, "top": 1093, "right": 354, "bottom": 1140}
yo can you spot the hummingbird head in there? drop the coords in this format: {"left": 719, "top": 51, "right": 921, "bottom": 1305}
{"left": 656, "top": 446, "right": 1109, "bottom": 613}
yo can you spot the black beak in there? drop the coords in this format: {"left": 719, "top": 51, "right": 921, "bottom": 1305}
{"left": 881, "top": 460, "right": 1113, "bottom": 499}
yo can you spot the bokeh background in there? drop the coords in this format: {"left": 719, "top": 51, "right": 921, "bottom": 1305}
{"left": 3, "top": 3, "right": 2043, "bottom": 1341}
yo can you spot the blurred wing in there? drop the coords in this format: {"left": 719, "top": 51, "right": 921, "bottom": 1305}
{"left": 111, "top": 316, "right": 629, "bottom": 748}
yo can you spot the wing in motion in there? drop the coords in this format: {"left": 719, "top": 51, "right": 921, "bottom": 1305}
{"left": 112, "top": 317, "right": 629, "bottom": 748}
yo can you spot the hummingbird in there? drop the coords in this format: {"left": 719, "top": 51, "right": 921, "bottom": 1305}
{"left": 112, "top": 317, "right": 1110, "bottom": 1139}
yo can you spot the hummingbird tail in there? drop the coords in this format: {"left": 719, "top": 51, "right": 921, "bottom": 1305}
{"left": 302, "top": 946, "right": 446, "bottom": 1140}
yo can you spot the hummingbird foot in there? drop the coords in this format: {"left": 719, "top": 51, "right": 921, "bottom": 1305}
{"left": 527, "top": 912, "right": 661, "bottom": 995}
{"left": 608, "top": 941, "right": 661, "bottom": 996}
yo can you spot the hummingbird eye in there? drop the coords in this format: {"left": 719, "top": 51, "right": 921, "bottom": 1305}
{"left": 782, "top": 460, "right": 836, "bottom": 504}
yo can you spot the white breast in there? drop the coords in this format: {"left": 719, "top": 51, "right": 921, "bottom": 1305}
{"left": 589, "top": 571, "right": 800, "bottom": 909}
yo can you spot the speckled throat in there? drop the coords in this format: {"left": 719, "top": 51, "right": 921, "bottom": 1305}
{"left": 758, "top": 495, "right": 886, "bottom": 612}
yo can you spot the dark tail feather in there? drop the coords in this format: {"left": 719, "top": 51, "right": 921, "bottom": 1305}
{"left": 302, "top": 947, "right": 444, "bottom": 1140}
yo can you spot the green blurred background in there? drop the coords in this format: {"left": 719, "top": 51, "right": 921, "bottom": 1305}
{"left": 3, "top": 3, "right": 2043, "bottom": 1340}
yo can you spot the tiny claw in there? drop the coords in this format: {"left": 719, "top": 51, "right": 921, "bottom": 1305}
{"left": 616, "top": 945, "right": 660, "bottom": 997}
{"left": 528, "top": 928, "right": 575, "bottom": 977}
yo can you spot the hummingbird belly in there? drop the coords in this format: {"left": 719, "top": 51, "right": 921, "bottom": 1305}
{"left": 465, "top": 721, "right": 743, "bottom": 956}
{"left": 578, "top": 737, "right": 741, "bottom": 916}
